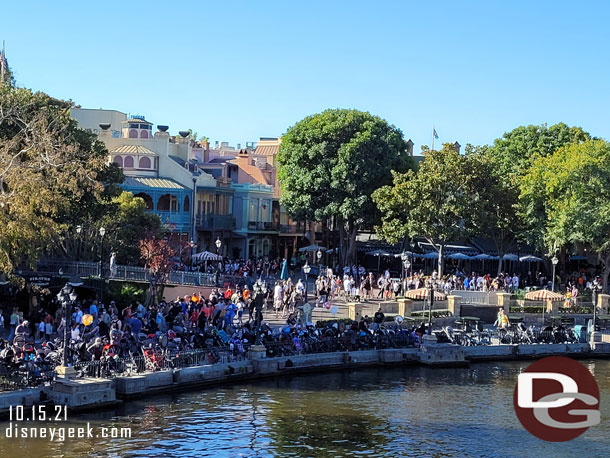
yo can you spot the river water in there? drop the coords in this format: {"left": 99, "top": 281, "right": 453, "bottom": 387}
{"left": 0, "top": 360, "right": 609, "bottom": 458}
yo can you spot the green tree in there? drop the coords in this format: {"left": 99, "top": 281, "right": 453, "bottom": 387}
{"left": 373, "top": 145, "right": 474, "bottom": 276}
{"left": 465, "top": 145, "right": 521, "bottom": 274}
{"left": 0, "top": 85, "right": 121, "bottom": 276}
{"left": 522, "top": 139, "right": 610, "bottom": 288}
{"left": 277, "top": 109, "right": 413, "bottom": 265}
{"left": 488, "top": 123, "right": 591, "bottom": 253}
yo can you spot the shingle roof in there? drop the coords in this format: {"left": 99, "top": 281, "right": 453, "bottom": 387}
{"left": 228, "top": 157, "right": 272, "bottom": 186}
{"left": 110, "top": 145, "right": 157, "bottom": 155}
{"left": 123, "top": 177, "right": 187, "bottom": 190}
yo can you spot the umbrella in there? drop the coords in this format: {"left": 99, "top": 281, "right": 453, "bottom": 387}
{"left": 367, "top": 249, "right": 391, "bottom": 271}
{"left": 405, "top": 288, "right": 447, "bottom": 301}
{"left": 421, "top": 252, "right": 439, "bottom": 259}
{"left": 502, "top": 254, "right": 519, "bottom": 261}
{"left": 472, "top": 253, "right": 492, "bottom": 260}
{"left": 569, "top": 255, "right": 587, "bottom": 261}
{"left": 299, "top": 244, "right": 327, "bottom": 252}
{"left": 447, "top": 253, "right": 472, "bottom": 260}
{"left": 192, "top": 251, "right": 222, "bottom": 263}
{"left": 524, "top": 289, "right": 565, "bottom": 301}
{"left": 394, "top": 251, "right": 413, "bottom": 258}
{"left": 367, "top": 249, "right": 391, "bottom": 256}
{"left": 519, "top": 255, "right": 543, "bottom": 262}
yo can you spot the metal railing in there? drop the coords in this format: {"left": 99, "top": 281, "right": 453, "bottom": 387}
{"left": 25, "top": 260, "right": 218, "bottom": 287}
{"left": 195, "top": 214, "right": 235, "bottom": 230}
{"left": 450, "top": 290, "right": 498, "bottom": 305}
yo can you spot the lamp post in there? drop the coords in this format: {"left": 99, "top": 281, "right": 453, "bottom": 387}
{"left": 76, "top": 225, "right": 82, "bottom": 263}
{"left": 215, "top": 237, "right": 222, "bottom": 256}
{"left": 592, "top": 278, "right": 602, "bottom": 331}
{"left": 57, "top": 283, "right": 77, "bottom": 367}
{"left": 428, "top": 279, "right": 435, "bottom": 335}
{"left": 303, "top": 262, "right": 311, "bottom": 303}
{"left": 404, "top": 259, "right": 411, "bottom": 295}
{"left": 317, "top": 249, "right": 322, "bottom": 268}
{"left": 551, "top": 255, "right": 559, "bottom": 292}
{"left": 99, "top": 226, "right": 106, "bottom": 302}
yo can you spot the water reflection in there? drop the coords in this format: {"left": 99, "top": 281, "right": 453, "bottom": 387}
{"left": 0, "top": 361, "right": 608, "bottom": 457}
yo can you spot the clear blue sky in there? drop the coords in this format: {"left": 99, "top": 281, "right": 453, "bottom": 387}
{"left": 3, "top": 1, "right": 609, "bottom": 151}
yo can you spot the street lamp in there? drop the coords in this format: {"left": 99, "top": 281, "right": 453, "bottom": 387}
{"left": 215, "top": 237, "right": 222, "bottom": 255}
{"left": 316, "top": 249, "right": 322, "bottom": 269}
{"left": 57, "top": 283, "right": 77, "bottom": 367}
{"left": 75, "top": 225, "right": 82, "bottom": 262}
{"left": 427, "top": 279, "right": 434, "bottom": 335}
{"left": 303, "top": 262, "right": 311, "bottom": 303}
{"left": 551, "top": 256, "right": 559, "bottom": 292}
{"left": 99, "top": 226, "right": 106, "bottom": 301}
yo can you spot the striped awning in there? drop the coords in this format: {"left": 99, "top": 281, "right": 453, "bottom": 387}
{"left": 405, "top": 288, "right": 447, "bottom": 301}
{"left": 524, "top": 290, "right": 565, "bottom": 302}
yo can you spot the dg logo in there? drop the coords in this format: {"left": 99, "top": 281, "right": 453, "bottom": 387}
{"left": 513, "top": 356, "right": 600, "bottom": 441}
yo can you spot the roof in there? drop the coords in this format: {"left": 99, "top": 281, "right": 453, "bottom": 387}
{"left": 122, "top": 177, "right": 187, "bottom": 190}
{"left": 228, "top": 156, "right": 272, "bottom": 186}
{"left": 110, "top": 145, "right": 157, "bottom": 156}
{"left": 255, "top": 138, "right": 280, "bottom": 156}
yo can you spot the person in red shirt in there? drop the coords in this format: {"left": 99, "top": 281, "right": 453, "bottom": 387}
{"left": 224, "top": 287, "right": 233, "bottom": 300}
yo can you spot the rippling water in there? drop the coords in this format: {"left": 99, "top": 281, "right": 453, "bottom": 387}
{"left": 1, "top": 360, "right": 609, "bottom": 457}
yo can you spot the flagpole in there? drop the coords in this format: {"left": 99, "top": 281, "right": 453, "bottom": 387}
{"left": 431, "top": 125, "right": 435, "bottom": 151}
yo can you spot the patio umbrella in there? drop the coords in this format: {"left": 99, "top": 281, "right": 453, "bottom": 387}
{"left": 519, "top": 255, "right": 543, "bottom": 262}
{"left": 405, "top": 288, "right": 447, "bottom": 301}
{"left": 421, "top": 252, "right": 440, "bottom": 259}
{"left": 447, "top": 253, "right": 472, "bottom": 260}
{"left": 192, "top": 251, "right": 222, "bottom": 263}
{"left": 524, "top": 289, "right": 565, "bottom": 301}
{"left": 502, "top": 254, "right": 519, "bottom": 261}
{"left": 569, "top": 255, "right": 587, "bottom": 261}
{"left": 299, "top": 244, "right": 327, "bottom": 252}
{"left": 472, "top": 253, "right": 491, "bottom": 260}
{"left": 367, "top": 249, "right": 391, "bottom": 271}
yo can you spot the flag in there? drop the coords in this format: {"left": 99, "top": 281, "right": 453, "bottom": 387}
{"left": 433, "top": 128, "right": 439, "bottom": 139}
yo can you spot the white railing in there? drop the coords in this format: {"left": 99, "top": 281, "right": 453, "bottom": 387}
{"left": 450, "top": 290, "right": 498, "bottom": 305}
{"left": 27, "top": 260, "right": 216, "bottom": 287}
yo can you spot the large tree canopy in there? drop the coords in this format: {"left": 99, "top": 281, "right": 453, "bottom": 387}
{"left": 277, "top": 109, "right": 413, "bottom": 264}
{"left": 522, "top": 139, "right": 610, "bottom": 288}
{"left": 374, "top": 145, "right": 475, "bottom": 276}
{"left": 0, "top": 85, "right": 122, "bottom": 275}
{"left": 487, "top": 123, "right": 592, "bottom": 253}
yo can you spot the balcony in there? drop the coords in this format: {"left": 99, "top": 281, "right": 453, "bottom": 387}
{"left": 247, "top": 221, "right": 279, "bottom": 232}
{"left": 280, "top": 223, "right": 305, "bottom": 234}
{"left": 196, "top": 214, "right": 235, "bottom": 230}
{"left": 152, "top": 211, "right": 191, "bottom": 230}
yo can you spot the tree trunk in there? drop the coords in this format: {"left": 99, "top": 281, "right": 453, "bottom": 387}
{"left": 602, "top": 252, "right": 610, "bottom": 295}
{"left": 338, "top": 223, "right": 346, "bottom": 267}
{"left": 344, "top": 220, "right": 358, "bottom": 266}
{"left": 437, "top": 244, "right": 444, "bottom": 277}
{"left": 497, "top": 253, "right": 503, "bottom": 276}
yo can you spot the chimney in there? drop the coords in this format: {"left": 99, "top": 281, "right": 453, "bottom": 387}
{"left": 452, "top": 141, "right": 461, "bottom": 154}
{"left": 177, "top": 130, "right": 190, "bottom": 144}
{"left": 98, "top": 123, "right": 112, "bottom": 139}
{"left": 155, "top": 125, "right": 170, "bottom": 139}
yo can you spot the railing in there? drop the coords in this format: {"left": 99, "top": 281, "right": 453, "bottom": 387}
{"left": 73, "top": 349, "right": 248, "bottom": 378}
{"left": 195, "top": 214, "right": 235, "bottom": 230}
{"left": 247, "top": 221, "right": 279, "bottom": 231}
{"left": 280, "top": 223, "right": 305, "bottom": 234}
{"left": 26, "top": 260, "right": 217, "bottom": 287}
{"left": 450, "top": 290, "right": 498, "bottom": 305}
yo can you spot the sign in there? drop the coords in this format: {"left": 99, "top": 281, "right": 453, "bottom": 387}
{"left": 29, "top": 276, "right": 51, "bottom": 287}
{"left": 513, "top": 356, "right": 600, "bottom": 441}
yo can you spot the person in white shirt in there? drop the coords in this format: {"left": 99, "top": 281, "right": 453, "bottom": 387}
{"left": 274, "top": 282, "right": 283, "bottom": 318}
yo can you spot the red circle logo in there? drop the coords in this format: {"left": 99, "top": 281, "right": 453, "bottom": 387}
{"left": 513, "top": 356, "right": 600, "bottom": 441}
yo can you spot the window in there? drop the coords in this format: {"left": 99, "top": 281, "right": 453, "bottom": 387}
{"left": 140, "top": 130, "right": 149, "bottom": 139}
{"left": 129, "top": 123, "right": 139, "bottom": 128}
{"left": 129, "top": 129, "right": 138, "bottom": 138}
{"left": 113, "top": 156, "right": 123, "bottom": 167}
{"left": 183, "top": 196, "right": 190, "bottom": 212}
{"left": 139, "top": 157, "right": 151, "bottom": 168}
{"left": 124, "top": 156, "right": 134, "bottom": 168}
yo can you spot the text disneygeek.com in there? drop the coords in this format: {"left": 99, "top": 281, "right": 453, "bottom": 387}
{"left": 4, "top": 423, "right": 132, "bottom": 441}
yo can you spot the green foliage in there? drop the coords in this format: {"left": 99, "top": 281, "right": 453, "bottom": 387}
{"left": 315, "top": 318, "right": 354, "bottom": 328}
{"left": 105, "top": 281, "right": 147, "bottom": 307}
{"left": 0, "top": 85, "right": 120, "bottom": 275}
{"left": 509, "top": 306, "right": 544, "bottom": 314}
{"left": 489, "top": 123, "right": 591, "bottom": 252}
{"left": 522, "top": 139, "right": 610, "bottom": 283}
{"left": 373, "top": 145, "right": 475, "bottom": 274}
{"left": 277, "top": 109, "right": 413, "bottom": 264}
{"left": 101, "top": 192, "right": 162, "bottom": 264}
{"left": 411, "top": 310, "right": 452, "bottom": 318}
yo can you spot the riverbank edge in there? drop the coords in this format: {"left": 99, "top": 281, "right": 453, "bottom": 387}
{"left": 1, "top": 342, "right": 608, "bottom": 419}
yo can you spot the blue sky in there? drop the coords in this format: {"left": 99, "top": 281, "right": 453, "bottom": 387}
{"left": 3, "top": 1, "right": 609, "bottom": 151}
